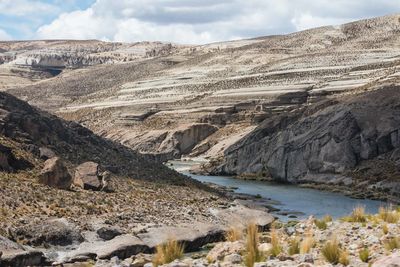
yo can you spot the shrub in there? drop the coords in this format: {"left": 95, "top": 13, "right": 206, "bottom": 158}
{"left": 288, "top": 237, "right": 300, "bottom": 255}
{"left": 269, "top": 229, "right": 282, "bottom": 257}
{"left": 351, "top": 205, "right": 367, "bottom": 223}
{"left": 359, "top": 248, "right": 369, "bottom": 263}
{"left": 339, "top": 250, "right": 350, "bottom": 266}
{"left": 153, "top": 239, "right": 184, "bottom": 267}
{"left": 384, "top": 237, "right": 400, "bottom": 251}
{"left": 382, "top": 223, "right": 389, "bottom": 235}
{"left": 225, "top": 226, "right": 243, "bottom": 242}
{"left": 378, "top": 206, "right": 399, "bottom": 223}
{"left": 314, "top": 219, "right": 327, "bottom": 230}
{"left": 300, "top": 232, "right": 314, "bottom": 254}
{"left": 322, "top": 238, "right": 341, "bottom": 264}
{"left": 323, "top": 215, "right": 333, "bottom": 222}
{"left": 244, "top": 223, "right": 264, "bottom": 267}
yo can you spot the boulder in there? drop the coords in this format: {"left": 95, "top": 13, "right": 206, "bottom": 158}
{"left": 138, "top": 223, "right": 225, "bottom": 252}
{"left": 207, "top": 241, "right": 244, "bottom": 262}
{"left": 38, "top": 157, "right": 72, "bottom": 189}
{"left": 97, "top": 226, "right": 123, "bottom": 241}
{"left": 62, "top": 234, "right": 149, "bottom": 262}
{"left": 74, "top": 161, "right": 101, "bottom": 190}
{"left": 8, "top": 218, "right": 83, "bottom": 246}
{"left": 0, "top": 235, "right": 43, "bottom": 267}
{"left": 39, "top": 146, "right": 56, "bottom": 160}
{"left": 372, "top": 252, "right": 400, "bottom": 267}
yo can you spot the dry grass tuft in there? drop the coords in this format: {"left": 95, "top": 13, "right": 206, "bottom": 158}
{"left": 378, "top": 206, "right": 399, "bottom": 223}
{"left": 225, "top": 226, "right": 243, "bottom": 242}
{"left": 314, "top": 219, "right": 327, "bottom": 230}
{"left": 244, "top": 223, "right": 264, "bottom": 267}
{"left": 321, "top": 237, "right": 341, "bottom": 264}
{"left": 300, "top": 230, "right": 314, "bottom": 254}
{"left": 351, "top": 205, "right": 367, "bottom": 223}
{"left": 288, "top": 236, "right": 300, "bottom": 255}
{"left": 382, "top": 223, "right": 389, "bottom": 235}
{"left": 384, "top": 237, "right": 400, "bottom": 251}
{"left": 323, "top": 215, "right": 333, "bottom": 222}
{"left": 339, "top": 250, "right": 350, "bottom": 266}
{"left": 269, "top": 229, "right": 283, "bottom": 257}
{"left": 153, "top": 239, "right": 184, "bottom": 267}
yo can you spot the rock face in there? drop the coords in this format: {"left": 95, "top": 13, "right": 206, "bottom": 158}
{"left": 39, "top": 157, "right": 72, "bottom": 189}
{"left": 137, "top": 223, "right": 225, "bottom": 252}
{"left": 373, "top": 251, "right": 400, "bottom": 267}
{"left": 8, "top": 218, "right": 83, "bottom": 246}
{"left": 74, "top": 161, "right": 101, "bottom": 190}
{"left": 0, "top": 144, "right": 32, "bottom": 172}
{"left": 0, "top": 235, "right": 44, "bottom": 267}
{"left": 218, "top": 86, "right": 400, "bottom": 188}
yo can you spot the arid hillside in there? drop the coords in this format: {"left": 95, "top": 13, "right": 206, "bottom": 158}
{"left": 1, "top": 14, "right": 400, "bottom": 199}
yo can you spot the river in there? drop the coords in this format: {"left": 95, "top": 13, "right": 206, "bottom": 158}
{"left": 169, "top": 160, "right": 385, "bottom": 221}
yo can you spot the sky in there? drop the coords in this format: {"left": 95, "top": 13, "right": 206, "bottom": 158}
{"left": 0, "top": 0, "right": 399, "bottom": 44}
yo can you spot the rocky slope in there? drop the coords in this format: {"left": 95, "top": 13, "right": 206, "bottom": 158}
{"left": 1, "top": 14, "right": 400, "bottom": 199}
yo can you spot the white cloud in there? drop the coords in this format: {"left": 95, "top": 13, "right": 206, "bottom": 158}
{"left": 35, "top": 0, "right": 400, "bottom": 44}
{"left": 0, "top": 28, "right": 12, "bottom": 40}
{"left": 0, "top": 0, "right": 59, "bottom": 16}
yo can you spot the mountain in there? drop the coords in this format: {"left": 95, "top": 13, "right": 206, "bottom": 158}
{"left": 1, "top": 13, "right": 400, "bottom": 201}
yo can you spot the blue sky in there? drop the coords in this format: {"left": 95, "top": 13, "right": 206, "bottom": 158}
{"left": 1, "top": 0, "right": 400, "bottom": 44}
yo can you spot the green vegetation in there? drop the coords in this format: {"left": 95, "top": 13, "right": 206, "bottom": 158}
{"left": 384, "top": 237, "right": 400, "bottom": 251}
{"left": 288, "top": 237, "right": 300, "bottom": 255}
{"left": 314, "top": 219, "right": 327, "bottom": 230}
{"left": 321, "top": 238, "right": 341, "bottom": 264}
{"left": 359, "top": 248, "right": 369, "bottom": 263}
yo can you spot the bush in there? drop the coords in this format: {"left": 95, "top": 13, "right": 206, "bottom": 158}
{"left": 379, "top": 206, "right": 399, "bottom": 223}
{"left": 269, "top": 229, "right": 282, "bottom": 257}
{"left": 323, "top": 215, "right": 333, "bottom": 222}
{"left": 300, "top": 232, "right": 314, "bottom": 254}
{"left": 288, "top": 237, "right": 300, "bottom": 255}
{"left": 339, "top": 250, "right": 350, "bottom": 266}
{"left": 321, "top": 238, "right": 341, "bottom": 264}
{"left": 153, "top": 239, "right": 184, "bottom": 267}
{"left": 382, "top": 223, "right": 389, "bottom": 235}
{"left": 384, "top": 237, "right": 400, "bottom": 251}
{"left": 225, "top": 226, "right": 243, "bottom": 242}
{"left": 359, "top": 248, "right": 369, "bottom": 263}
{"left": 351, "top": 206, "right": 367, "bottom": 223}
{"left": 244, "top": 223, "right": 264, "bottom": 267}
{"left": 314, "top": 219, "right": 327, "bottom": 230}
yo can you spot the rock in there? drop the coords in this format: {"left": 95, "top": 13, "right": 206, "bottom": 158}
{"left": 206, "top": 241, "right": 244, "bottom": 262}
{"left": 74, "top": 161, "right": 102, "bottom": 190}
{"left": 0, "top": 250, "right": 44, "bottom": 267}
{"left": 0, "top": 144, "right": 32, "bottom": 172}
{"left": 130, "top": 253, "right": 152, "bottom": 267}
{"left": 8, "top": 218, "right": 83, "bottom": 246}
{"left": 138, "top": 223, "right": 225, "bottom": 252}
{"left": 209, "top": 204, "right": 274, "bottom": 230}
{"left": 218, "top": 86, "right": 400, "bottom": 198}
{"left": 39, "top": 146, "right": 56, "bottom": 160}
{"left": 64, "top": 234, "right": 149, "bottom": 262}
{"left": 97, "top": 226, "right": 123, "bottom": 241}
{"left": 162, "top": 260, "right": 189, "bottom": 267}
{"left": 258, "top": 243, "right": 273, "bottom": 253}
{"left": 38, "top": 157, "right": 72, "bottom": 189}
{"left": 223, "top": 253, "right": 242, "bottom": 264}
{"left": 372, "top": 252, "right": 400, "bottom": 267}
{"left": 100, "top": 170, "right": 112, "bottom": 192}
{"left": 299, "top": 254, "right": 314, "bottom": 263}
{"left": 0, "top": 235, "right": 44, "bottom": 267}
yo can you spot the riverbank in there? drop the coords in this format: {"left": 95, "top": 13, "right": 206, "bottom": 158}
{"left": 168, "top": 160, "right": 385, "bottom": 221}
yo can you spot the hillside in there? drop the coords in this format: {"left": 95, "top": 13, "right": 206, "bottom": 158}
{"left": 0, "top": 14, "right": 399, "bottom": 200}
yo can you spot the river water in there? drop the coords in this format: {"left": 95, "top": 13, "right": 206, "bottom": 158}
{"left": 169, "top": 160, "right": 385, "bottom": 221}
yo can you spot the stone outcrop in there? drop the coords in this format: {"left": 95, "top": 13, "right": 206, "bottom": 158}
{"left": 39, "top": 157, "right": 72, "bottom": 189}
{"left": 373, "top": 252, "right": 400, "bottom": 267}
{"left": 217, "top": 86, "right": 400, "bottom": 196}
{"left": 0, "top": 235, "right": 44, "bottom": 267}
{"left": 8, "top": 218, "right": 83, "bottom": 247}
{"left": 74, "top": 161, "right": 101, "bottom": 190}
{"left": 137, "top": 223, "right": 225, "bottom": 252}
